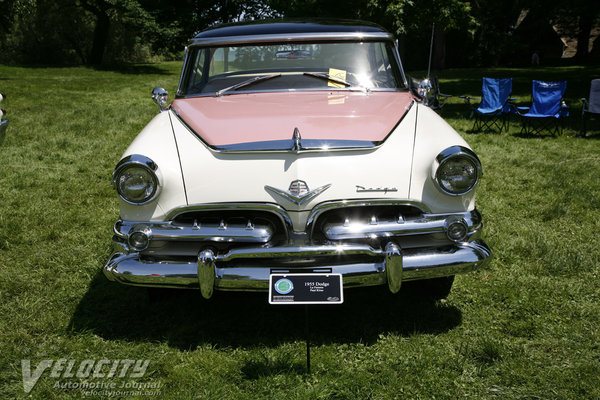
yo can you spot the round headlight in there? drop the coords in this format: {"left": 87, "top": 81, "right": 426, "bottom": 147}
{"left": 113, "top": 155, "right": 159, "bottom": 204}
{"left": 434, "top": 146, "right": 482, "bottom": 196}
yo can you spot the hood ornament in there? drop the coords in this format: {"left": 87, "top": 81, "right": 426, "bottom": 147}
{"left": 265, "top": 180, "right": 331, "bottom": 206}
{"left": 292, "top": 127, "right": 302, "bottom": 153}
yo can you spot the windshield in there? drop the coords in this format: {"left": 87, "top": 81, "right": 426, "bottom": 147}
{"left": 181, "top": 41, "right": 405, "bottom": 96}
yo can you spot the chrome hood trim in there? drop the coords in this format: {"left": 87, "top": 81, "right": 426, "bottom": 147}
{"left": 214, "top": 138, "right": 379, "bottom": 153}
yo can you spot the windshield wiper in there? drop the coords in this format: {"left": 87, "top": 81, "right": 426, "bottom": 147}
{"left": 303, "top": 72, "right": 370, "bottom": 93}
{"left": 216, "top": 74, "right": 282, "bottom": 96}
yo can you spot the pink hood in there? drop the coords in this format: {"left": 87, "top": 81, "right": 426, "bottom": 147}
{"left": 171, "top": 91, "right": 414, "bottom": 147}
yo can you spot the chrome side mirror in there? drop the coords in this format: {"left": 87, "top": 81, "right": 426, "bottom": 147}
{"left": 408, "top": 77, "right": 433, "bottom": 106}
{"left": 151, "top": 87, "right": 168, "bottom": 112}
{"left": 418, "top": 78, "right": 432, "bottom": 102}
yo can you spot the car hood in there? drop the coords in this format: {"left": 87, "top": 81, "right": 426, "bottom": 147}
{"left": 167, "top": 95, "right": 420, "bottom": 221}
{"left": 171, "top": 91, "right": 414, "bottom": 148}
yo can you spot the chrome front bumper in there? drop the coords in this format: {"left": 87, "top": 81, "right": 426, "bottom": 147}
{"left": 104, "top": 240, "right": 492, "bottom": 298}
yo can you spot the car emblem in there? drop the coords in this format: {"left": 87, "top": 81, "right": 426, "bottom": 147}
{"left": 274, "top": 278, "right": 294, "bottom": 295}
{"left": 265, "top": 180, "right": 331, "bottom": 205}
{"left": 288, "top": 180, "right": 309, "bottom": 196}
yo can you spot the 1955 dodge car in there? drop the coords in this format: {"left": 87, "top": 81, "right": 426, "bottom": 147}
{"left": 103, "top": 21, "right": 492, "bottom": 300}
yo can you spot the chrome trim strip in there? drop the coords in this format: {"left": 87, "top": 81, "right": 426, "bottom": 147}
{"left": 217, "top": 243, "right": 383, "bottom": 262}
{"left": 176, "top": 46, "right": 189, "bottom": 97}
{"left": 189, "top": 32, "right": 395, "bottom": 47}
{"left": 103, "top": 240, "right": 492, "bottom": 291}
{"left": 393, "top": 39, "right": 409, "bottom": 89}
{"left": 213, "top": 138, "right": 379, "bottom": 153}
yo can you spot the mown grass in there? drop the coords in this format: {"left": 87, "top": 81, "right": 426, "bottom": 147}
{"left": 0, "top": 63, "right": 599, "bottom": 399}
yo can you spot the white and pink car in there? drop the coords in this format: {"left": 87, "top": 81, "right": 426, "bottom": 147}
{"left": 104, "top": 21, "right": 492, "bottom": 300}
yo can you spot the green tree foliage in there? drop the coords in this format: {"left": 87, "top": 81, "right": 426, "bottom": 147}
{"left": 0, "top": 0, "right": 597, "bottom": 66}
{"left": 267, "top": 0, "right": 476, "bottom": 69}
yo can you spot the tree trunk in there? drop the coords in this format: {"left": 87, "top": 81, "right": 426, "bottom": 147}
{"left": 432, "top": 31, "right": 446, "bottom": 70}
{"left": 575, "top": 14, "right": 593, "bottom": 61}
{"left": 89, "top": 11, "right": 110, "bottom": 65}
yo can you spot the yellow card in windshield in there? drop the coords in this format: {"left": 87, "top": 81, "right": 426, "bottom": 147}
{"left": 328, "top": 68, "right": 347, "bottom": 88}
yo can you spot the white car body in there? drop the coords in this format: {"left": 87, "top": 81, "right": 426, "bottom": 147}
{"left": 104, "top": 21, "right": 491, "bottom": 300}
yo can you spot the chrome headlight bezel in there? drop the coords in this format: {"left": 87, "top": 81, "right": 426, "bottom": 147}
{"left": 112, "top": 154, "right": 161, "bottom": 205}
{"left": 432, "top": 146, "right": 482, "bottom": 196}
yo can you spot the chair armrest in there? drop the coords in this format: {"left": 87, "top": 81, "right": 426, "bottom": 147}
{"left": 459, "top": 95, "right": 479, "bottom": 104}
{"left": 438, "top": 93, "right": 452, "bottom": 98}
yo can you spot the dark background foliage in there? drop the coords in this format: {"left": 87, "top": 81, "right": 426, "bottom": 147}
{"left": 0, "top": 0, "right": 598, "bottom": 68}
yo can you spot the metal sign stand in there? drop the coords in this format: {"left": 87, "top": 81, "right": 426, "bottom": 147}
{"left": 305, "top": 305, "right": 311, "bottom": 374}
{"left": 269, "top": 273, "right": 344, "bottom": 375}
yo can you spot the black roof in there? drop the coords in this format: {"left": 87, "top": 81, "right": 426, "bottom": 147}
{"left": 194, "top": 20, "right": 389, "bottom": 39}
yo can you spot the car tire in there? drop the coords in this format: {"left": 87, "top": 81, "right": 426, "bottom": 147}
{"left": 405, "top": 276, "right": 455, "bottom": 300}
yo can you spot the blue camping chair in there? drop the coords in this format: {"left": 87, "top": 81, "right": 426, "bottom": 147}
{"left": 580, "top": 79, "right": 600, "bottom": 135}
{"left": 461, "top": 78, "right": 513, "bottom": 133}
{"left": 517, "top": 80, "right": 569, "bottom": 136}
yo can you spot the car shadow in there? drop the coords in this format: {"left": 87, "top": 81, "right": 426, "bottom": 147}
{"left": 69, "top": 271, "right": 462, "bottom": 351}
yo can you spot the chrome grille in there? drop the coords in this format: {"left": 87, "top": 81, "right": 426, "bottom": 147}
{"left": 312, "top": 205, "right": 439, "bottom": 245}
{"left": 171, "top": 210, "right": 285, "bottom": 244}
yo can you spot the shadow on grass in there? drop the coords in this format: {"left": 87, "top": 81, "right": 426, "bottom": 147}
{"left": 69, "top": 271, "right": 462, "bottom": 350}
{"left": 92, "top": 64, "right": 173, "bottom": 75}
{"left": 241, "top": 352, "right": 307, "bottom": 379}
{"left": 1, "top": 63, "right": 172, "bottom": 76}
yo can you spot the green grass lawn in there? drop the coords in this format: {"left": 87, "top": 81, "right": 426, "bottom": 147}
{"left": 0, "top": 63, "right": 599, "bottom": 399}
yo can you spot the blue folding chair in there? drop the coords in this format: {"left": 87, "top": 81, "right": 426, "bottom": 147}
{"left": 461, "top": 78, "right": 513, "bottom": 133}
{"left": 580, "top": 79, "right": 600, "bottom": 136}
{"left": 517, "top": 80, "right": 569, "bottom": 136}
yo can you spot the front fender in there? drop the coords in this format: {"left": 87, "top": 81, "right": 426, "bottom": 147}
{"left": 117, "top": 111, "right": 187, "bottom": 221}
